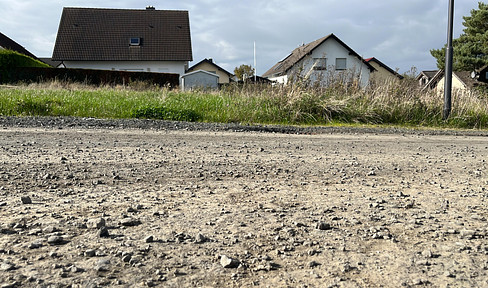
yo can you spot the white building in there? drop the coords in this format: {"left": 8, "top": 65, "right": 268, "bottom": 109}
{"left": 262, "top": 34, "right": 374, "bottom": 88}
{"left": 52, "top": 7, "right": 192, "bottom": 77}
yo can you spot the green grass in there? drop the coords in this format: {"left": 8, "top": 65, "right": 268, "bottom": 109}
{"left": 1, "top": 79, "right": 488, "bottom": 130}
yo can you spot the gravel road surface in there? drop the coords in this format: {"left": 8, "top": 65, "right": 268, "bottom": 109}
{"left": 0, "top": 117, "right": 487, "bottom": 287}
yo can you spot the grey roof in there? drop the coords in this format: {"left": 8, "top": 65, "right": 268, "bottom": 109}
{"left": 263, "top": 33, "right": 374, "bottom": 78}
{"left": 52, "top": 7, "right": 192, "bottom": 62}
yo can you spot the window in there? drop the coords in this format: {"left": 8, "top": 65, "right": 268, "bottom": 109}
{"left": 335, "top": 58, "right": 347, "bottom": 70}
{"left": 313, "top": 58, "right": 327, "bottom": 70}
{"left": 130, "top": 37, "right": 141, "bottom": 46}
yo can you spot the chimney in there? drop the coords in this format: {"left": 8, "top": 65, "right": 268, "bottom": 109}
{"left": 146, "top": 6, "right": 155, "bottom": 10}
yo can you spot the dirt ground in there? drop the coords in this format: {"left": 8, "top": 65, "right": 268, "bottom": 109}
{"left": 0, "top": 125, "right": 488, "bottom": 287}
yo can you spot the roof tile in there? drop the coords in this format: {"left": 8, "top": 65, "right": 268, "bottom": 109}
{"left": 52, "top": 7, "right": 192, "bottom": 61}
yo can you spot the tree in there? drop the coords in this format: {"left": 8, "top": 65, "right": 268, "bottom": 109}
{"left": 431, "top": 2, "right": 488, "bottom": 71}
{"left": 234, "top": 64, "right": 255, "bottom": 81}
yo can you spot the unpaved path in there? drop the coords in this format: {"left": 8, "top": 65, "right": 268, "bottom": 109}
{"left": 0, "top": 124, "right": 488, "bottom": 287}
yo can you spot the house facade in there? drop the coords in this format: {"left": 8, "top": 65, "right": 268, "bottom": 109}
{"left": 262, "top": 34, "right": 374, "bottom": 87}
{"left": 52, "top": 7, "right": 192, "bottom": 77}
{"left": 187, "top": 58, "right": 234, "bottom": 84}
{"left": 422, "top": 69, "right": 488, "bottom": 95}
{"left": 364, "top": 57, "right": 403, "bottom": 83}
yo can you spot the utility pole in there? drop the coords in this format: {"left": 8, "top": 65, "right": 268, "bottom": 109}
{"left": 443, "top": 0, "right": 455, "bottom": 120}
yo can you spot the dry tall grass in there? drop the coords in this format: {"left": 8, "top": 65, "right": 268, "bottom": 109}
{"left": 2, "top": 77, "right": 488, "bottom": 129}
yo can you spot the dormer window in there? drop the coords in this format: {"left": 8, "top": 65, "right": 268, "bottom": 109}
{"left": 130, "top": 37, "right": 141, "bottom": 46}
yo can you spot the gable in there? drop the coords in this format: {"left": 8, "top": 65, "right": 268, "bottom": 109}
{"left": 52, "top": 7, "right": 192, "bottom": 62}
{"left": 263, "top": 34, "right": 373, "bottom": 78}
{"left": 365, "top": 57, "right": 403, "bottom": 80}
{"left": 187, "top": 58, "right": 233, "bottom": 77}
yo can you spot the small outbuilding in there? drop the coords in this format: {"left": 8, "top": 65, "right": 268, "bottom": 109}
{"left": 180, "top": 70, "right": 219, "bottom": 91}
{"left": 187, "top": 58, "right": 234, "bottom": 84}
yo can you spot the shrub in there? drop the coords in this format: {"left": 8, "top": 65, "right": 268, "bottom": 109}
{"left": 0, "top": 50, "right": 50, "bottom": 83}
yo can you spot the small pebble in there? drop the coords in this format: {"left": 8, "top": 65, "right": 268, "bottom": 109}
{"left": 220, "top": 255, "right": 240, "bottom": 268}
{"left": 144, "top": 235, "right": 154, "bottom": 243}
{"left": 98, "top": 227, "right": 110, "bottom": 238}
{"left": 21, "top": 196, "right": 32, "bottom": 204}
{"left": 47, "top": 236, "right": 66, "bottom": 245}
{"left": 87, "top": 218, "right": 106, "bottom": 229}
{"left": 316, "top": 222, "right": 331, "bottom": 231}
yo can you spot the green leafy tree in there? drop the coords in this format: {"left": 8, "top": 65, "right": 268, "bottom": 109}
{"left": 234, "top": 64, "right": 255, "bottom": 81}
{"left": 431, "top": 2, "right": 488, "bottom": 71}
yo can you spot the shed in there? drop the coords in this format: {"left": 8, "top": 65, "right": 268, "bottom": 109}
{"left": 181, "top": 70, "right": 219, "bottom": 90}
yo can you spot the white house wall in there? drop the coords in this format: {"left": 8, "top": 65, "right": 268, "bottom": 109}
{"left": 61, "top": 61, "right": 188, "bottom": 76}
{"left": 268, "top": 75, "right": 288, "bottom": 85}
{"left": 289, "top": 38, "right": 370, "bottom": 87}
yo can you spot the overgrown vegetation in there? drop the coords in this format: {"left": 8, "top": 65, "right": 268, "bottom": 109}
{"left": 1, "top": 77, "right": 488, "bottom": 129}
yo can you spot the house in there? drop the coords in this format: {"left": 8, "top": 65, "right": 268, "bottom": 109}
{"left": 239, "top": 75, "right": 274, "bottom": 84}
{"left": 187, "top": 58, "right": 234, "bottom": 84}
{"left": 0, "top": 32, "right": 38, "bottom": 60}
{"left": 416, "top": 70, "right": 438, "bottom": 87}
{"left": 422, "top": 69, "right": 488, "bottom": 95}
{"left": 364, "top": 57, "right": 403, "bottom": 83}
{"left": 180, "top": 70, "right": 219, "bottom": 91}
{"left": 262, "top": 33, "right": 375, "bottom": 87}
{"left": 52, "top": 7, "right": 192, "bottom": 77}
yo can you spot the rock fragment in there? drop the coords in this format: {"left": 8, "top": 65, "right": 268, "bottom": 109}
{"left": 144, "top": 235, "right": 154, "bottom": 243}
{"left": 120, "top": 217, "right": 141, "bottom": 227}
{"left": 98, "top": 227, "right": 110, "bottom": 238}
{"left": 194, "top": 233, "right": 209, "bottom": 243}
{"left": 0, "top": 262, "right": 16, "bottom": 271}
{"left": 87, "top": 218, "right": 106, "bottom": 229}
{"left": 47, "top": 235, "right": 66, "bottom": 245}
{"left": 20, "top": 196, "right": 32, "bottom": 204}
{"left": 220, "top": 255, "right": 240, "bottom": 268}
{"left": 316, "top": 222, "right": 332, "bottom": 231}
{"left": 95, "top": 258, "right": 111, "bottom": 272}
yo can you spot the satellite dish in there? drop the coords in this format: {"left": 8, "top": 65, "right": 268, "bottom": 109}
{"left": 471, "top": 71, "right": 479, "bottom": 79}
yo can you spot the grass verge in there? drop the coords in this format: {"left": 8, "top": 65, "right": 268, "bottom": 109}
{"left": 1, "top": 79, "right": 488, "bottom": 129}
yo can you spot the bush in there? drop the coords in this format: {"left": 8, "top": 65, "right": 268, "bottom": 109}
{"left": 0, "top": 50, "right": 50, "bottom": 83}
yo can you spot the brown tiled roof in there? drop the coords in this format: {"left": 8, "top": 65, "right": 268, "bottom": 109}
{"left": 263, "top": 33, "right": 374, "bottom": 78}
{"left": 0, "top": 32, "right": 38, "bottom": 60}
{"left": 52, "top": 7, "right": 192, "bottom": 62}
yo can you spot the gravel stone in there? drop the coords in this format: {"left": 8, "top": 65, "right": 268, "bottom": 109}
{"left": 220, "top": 255, "right": 240, "bottom": 268}
{"left": 87, "top": 218, "right": 106, "bottom": 229}
{"left": 20, "top": 196, "right": 32, "bottom": 204}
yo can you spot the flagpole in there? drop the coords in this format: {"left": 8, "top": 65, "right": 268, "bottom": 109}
{"left": 254, "top": 41, "right": 257, "bottom": 82}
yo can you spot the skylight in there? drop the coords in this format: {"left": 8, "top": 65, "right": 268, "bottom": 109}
{"left": 130, "top": 37, "right": 141, "bottom": 46}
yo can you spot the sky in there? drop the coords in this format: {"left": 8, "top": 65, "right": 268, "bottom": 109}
{"left": 0, "top": 0, "right": 480, "bottom": 75}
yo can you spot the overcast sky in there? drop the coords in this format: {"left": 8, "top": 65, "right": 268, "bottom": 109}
{"left": 0, "top": 0, "right": 479, "bottom": 75}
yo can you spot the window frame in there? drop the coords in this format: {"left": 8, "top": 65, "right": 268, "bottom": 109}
{"left": 313, "top": 58, "right": 327, "bottom": 70}
{"left": 129, "top": 37, "right": 141, "bottom": 46}
{"left": 335, "top": 58, "right": 347, "bottom": 71}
